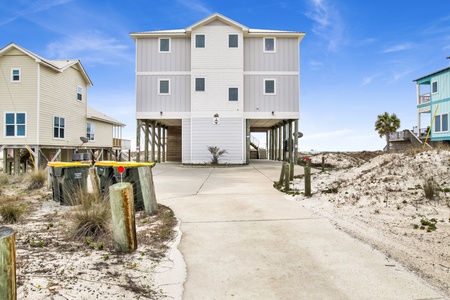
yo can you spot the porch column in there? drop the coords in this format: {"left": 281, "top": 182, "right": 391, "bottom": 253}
{"left": 144, "top": 120, "right": 149, "bottom": 162}
{"left": 157, "top": 123, "right": 161, "bottom": 163}
{"left": 162, "top": 126, "right": 166, "bottom": 163}
{"left": 289, "top": 120, "right": 294, "bottom": 180}
{"left": 294, "top": 119, "right": 299, "bottom": 164}
{"left": 265, "top": 131, "right": 269, "bottom": 160}
{"left": 151, "top": 121, "right": 156, "bottom": 162}
{"left": 416, "top": 84, "right": 420, "bottom": 105}
{"left": 14, "top": 149, "right": 20, "bottom": 177}
{"left": 2, "top": 148, "right": 7, "bottom": 174}
{"left": 246, "top": 120, "right": 250, "bottom": 164}
{"left": 277, "top": 125, "right": 282, "bottom": 161}
{"left": 136, "top": 120, "right": 141, "bottom": 162}
{"left": 282, "top": 121, "right": 287, "bottom": 161}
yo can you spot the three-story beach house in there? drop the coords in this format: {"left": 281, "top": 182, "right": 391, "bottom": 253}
{"left": 131, "top": 13, "right": 305, "bottom": 164}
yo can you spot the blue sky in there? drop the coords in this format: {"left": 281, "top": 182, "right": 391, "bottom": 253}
{"left": 1, "top": 0, "right": 450, "bottom": 152}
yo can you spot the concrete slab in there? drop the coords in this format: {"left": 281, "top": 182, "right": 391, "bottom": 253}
{"left": 152, "top": 160, "right": 446, "bottom": 300}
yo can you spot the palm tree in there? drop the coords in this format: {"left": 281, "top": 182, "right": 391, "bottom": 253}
{"left": 375, "top": 112, "right": 401, "bottom": 152}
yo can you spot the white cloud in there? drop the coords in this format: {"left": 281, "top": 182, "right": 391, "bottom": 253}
{"left": 304, "top": 0, "right": 345, "bottom": 51}
{"left": 382, "top": 42, "right": 415, "bottom": 53}
{"left": 176, "top": 0, "right": 213, "bottom": 16}
{"left": 46, "top": 31, "right": 132, "bottom": 65}
{"left": 0, "top": 0, "right": 73, "bottom": 25}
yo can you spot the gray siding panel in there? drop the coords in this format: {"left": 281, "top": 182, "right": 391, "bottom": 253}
{"left": 190, "top": 117, "right": 244, "bottom": 163}
{"left": 137, "top": 38, "right": 191, "bottom": 72}
{"left": 244, "top": 75, "right": 299, "bottom": 112}
{"left": 136, "top": 75, "right": 191, "bottom": 112}
{"left": 244, "top": 38, "right": 299, "bottom": 72}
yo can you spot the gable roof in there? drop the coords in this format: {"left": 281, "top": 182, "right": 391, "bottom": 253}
{"left": 413, "top": 66, "right": 450, "bottom": 82}
{"left": 130, "top": 13, "right": 305, "bottom": 40}
{"left": 0, "top": 43, "right": 93, "bottom": 86}
{"left": 87, "top": 106, "right": 125, "bottom": 126}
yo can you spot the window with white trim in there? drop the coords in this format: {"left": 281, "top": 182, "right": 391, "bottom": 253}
{"left": 158, "top": 79, "right": 170, "bottom": 95}
{"left": 11, "top": 68, "right": 21, "bottom": 82}
{"left": 432, "top": 80, "right": 438, "bottom": 94}
{"left": 77, "top": 86, "right": 83, "bottom": 101}
{"left": 159, "top": 38, "right": 170, "bottom": 53}
{"left": 435, "top": 113, "right": 448, "bottom": 132}
{"left": 229, "top": 34, "right": 238, "bottom": 48}
{"left": 195, "top": 78, "right": 205, "bottom": 92}
{"left": 87, "top": 122, "right": 95, "bottom": 141}
{"left": 195, "top": 34, "right": 205, "bottom": 48}
{"left": 264, "top": 79, "right": 276, "bottom": 95}
{"left": 53, "top": 116, "right": 65, "bottom": 139}
{"left": 229, "top": 87, "right": 238, "bottom": 101}
{"left": 5, "top": 112, "right": 26, "bottom": 137}
{"left": 264, "top": 37, "right": 276, "bottom": 52}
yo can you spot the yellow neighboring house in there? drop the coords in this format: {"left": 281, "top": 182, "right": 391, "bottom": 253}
{"left": 0, "top": 43, "right": 129, "bottom": 174}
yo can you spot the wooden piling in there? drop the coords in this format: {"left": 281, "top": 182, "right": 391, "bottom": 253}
{"left": 138, "top": 166, "right": 158, "bottom": 215}
{"left": 109, "top": 182, "right": 137, "bottom": 252}
{"left": 278, "top": 162, "right": 287, "bottom": 185}
{"left": 322, "top": 156, "right": 325, "bottom": 172}
{"left": 283, "top": 162, "right": 290, "bottom": 191}
{"left": 304, "top": 160, "right": 311, "bottom": 197}
{"left": 0, "top": 226, "right": 16, "bottom": 300}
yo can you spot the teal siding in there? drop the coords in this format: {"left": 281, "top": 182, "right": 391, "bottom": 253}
{"left": 430, "top": 100, "right": 450, "bottom": 140}
{"left": 431, "top": 71, "right": 450, "bottom": 102}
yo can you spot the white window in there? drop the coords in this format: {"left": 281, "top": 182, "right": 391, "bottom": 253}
{"left": 435, "top": 113, "right": 448, "bottom": 133}
{"left": 11, "top": 68, "right": 21, "bottom": 82}
{"left": 229, "top": 87, "right": 238, "bottom": 101}
{"left": 195, "top": 78, "right": 205, "bottom": 92}
{"left": 87, "top": 122, "right": 95, "bottom": 141}
{"left": 5, "top": 112, "right": 26, "bottom": 137}
{"left": 264, "top": 79, "right": 276, "bottom": 95}
{"left": 158, "top": 79, "right": 170, "bottom": 95}
{"left": 53, "top": 116, "right": 65, "bottom": 139}
{"left": 264, "top": 37, "right": 276, "bottom": 52}
{"left": 195, "top": 34, "right": 205, "bottom": 48}
{"left": 77, "top": 86, "right": 83, "bottom": 101}
{"left": 229, "top": 34, "right": 238, "bottom": 48}
{"left": 432, "top": 80, "right": 438, "bottom": 94}
{"left": 159, "top": 38, "right": 171, "bottom": 53}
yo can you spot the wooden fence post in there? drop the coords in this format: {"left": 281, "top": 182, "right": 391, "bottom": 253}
{"left": 0, "top": 226, "right": 16, "bottom": 300}
{"left": 305, "top": 159, "right": 311, "bottom": 197}
{"left": 138, "top": 166, "right": 158, "bottom": 215}
{"left": 322, "top": 156, "right": 325, "bottom": 172}
{"left": 109, "top": 182, "right": 137, "bottom": 252}
{"left": 284, "top": 162, "right": 290, "bottom": 191}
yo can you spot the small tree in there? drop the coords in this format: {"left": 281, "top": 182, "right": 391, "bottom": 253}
{"left": 375, "top": 112, "right": 401, "bottom": 152}
{"left": 207, "top": 146, "right": 227, "bottom": 165}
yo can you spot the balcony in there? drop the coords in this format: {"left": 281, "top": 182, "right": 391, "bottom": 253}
{"left": 113, "top": 138, "right": 131, "bottom": 150}
{"left": 419, "top": 93, "right": 430, "bottom": 104}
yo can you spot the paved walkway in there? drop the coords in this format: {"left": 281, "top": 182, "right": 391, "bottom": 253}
{"left": 152, "top": 160, "right": 446, "bottom": 300}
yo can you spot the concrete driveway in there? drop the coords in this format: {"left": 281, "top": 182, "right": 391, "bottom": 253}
{"left": 152, "top": 160, "right": 445, "bottom": 300}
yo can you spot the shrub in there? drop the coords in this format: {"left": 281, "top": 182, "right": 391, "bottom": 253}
{"left": 207, "top": 146, "right": 228, "bottom": 165}
{"left": 26, "top": 169, "right": 47, "bottom": 190}
{"left": 68, "top": 190, "right": 110, "bottom": 239}
{"left": 0, "top": 196, "right": 27, "bottom": 223}
{"left": 423, "top": 177, "right": 438, "bottom": 200}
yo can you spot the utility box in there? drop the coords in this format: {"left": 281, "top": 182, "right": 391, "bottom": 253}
{"left": 48, "top": 162, "right": 90, "bottom": 205}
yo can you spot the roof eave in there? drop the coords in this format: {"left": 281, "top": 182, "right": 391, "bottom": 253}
{"left": 413, "top": 66, "right": 450, "bottom": 82}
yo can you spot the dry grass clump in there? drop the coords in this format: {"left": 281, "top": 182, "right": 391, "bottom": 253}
{"left": 423, "top": 177, "right": 439, "bottom": 200}
{"left": 0, "top": 195, "right": 28, "bottom": 223}
{"left": 0, "top": 174, "right": 9, "bottom": 187}
{"left": 68, "top": 190, "right": 111, "bottom": 239}
{"left": 26, "top": 169, "right": 47, "bottom": 190}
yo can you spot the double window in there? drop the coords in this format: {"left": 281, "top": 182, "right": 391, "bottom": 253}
{"left": 264, "top": 37, "right": 276, "bottom": 52}
{"left": 159, "top": 38, "right": 170, "bottom": 53}
{"left": 53, "top": 116, "right": 65, "bottom": 139}
{"left": 435, "top": 114, "right": 448, "bottom": 133}
{"left": 77, "top": 86, "right": 83, "bottom": 101}
{"left": 11, "top": 68, "right": 21, "bottom": 82}
{"left": 87, "top": 122, "right": 95, "bottom": 141}
{"left": 5, "top": 112, "right": 26, "bottom": 137}
{"left": 158, "top": 79, "right": 170, "bottom": 95}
